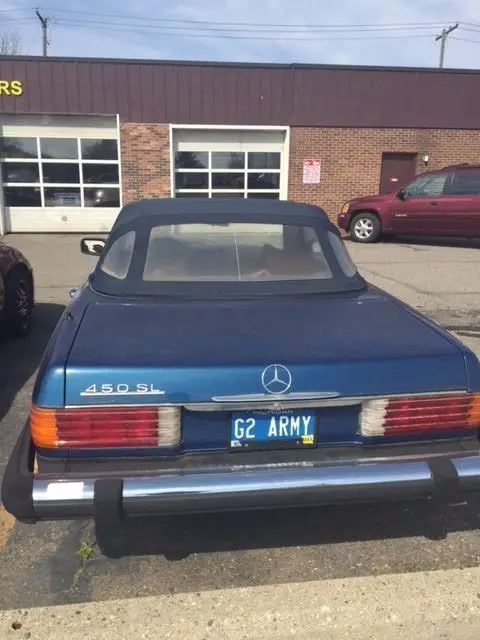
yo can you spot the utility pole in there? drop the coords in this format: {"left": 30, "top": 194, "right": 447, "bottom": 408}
{"left": 35, "top": 8, "right": 49, "bottom": 57}
{"left": 435, "top": 23, "right": 458, "bottom": 68}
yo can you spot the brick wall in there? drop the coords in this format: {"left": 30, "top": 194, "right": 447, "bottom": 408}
{"left": 289, "top": 127, "right": 480, "bottom": 224}
{"left": 120, "top": 123, "right": 480, "bottom": 226}
{"left": 120, "top": 123, "right": 171, "bottom": 203}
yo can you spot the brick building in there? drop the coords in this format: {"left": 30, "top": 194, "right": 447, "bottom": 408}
{"left": 1, "top": 55, "right": 480, "bottom": 233}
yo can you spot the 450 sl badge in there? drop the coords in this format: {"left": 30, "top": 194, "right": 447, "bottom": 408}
{"left": 80, "top": 383, "right": 165, "bottom": 397}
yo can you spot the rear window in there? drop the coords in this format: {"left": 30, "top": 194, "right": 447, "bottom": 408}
{"left": 327, "top": 232, "right": 357, "bottom": 278}
{"left": 100, "top": 230, "right": 135, "bottom": 279}
{"left": 142, "top": 223, "right": 333, "bottom": 282}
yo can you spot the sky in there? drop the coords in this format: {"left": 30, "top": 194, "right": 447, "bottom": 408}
{"left": 1, "top": 0, "right": 480, "bottom": 68}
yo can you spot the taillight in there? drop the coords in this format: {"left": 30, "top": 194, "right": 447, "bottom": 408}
{"left": 360, "top": 393, "right": 480, "bottom": 437}
{"left": 30, "top": 405, "right": 181, "bottom": 449}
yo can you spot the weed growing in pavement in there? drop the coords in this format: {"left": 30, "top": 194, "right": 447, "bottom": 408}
{"left": 69, "top": 539, "right": 97, "bottom": 594}
{"left": 76, "top": 540, "right": 96, "bottom": 562}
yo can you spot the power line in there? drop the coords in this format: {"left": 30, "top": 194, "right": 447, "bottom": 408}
{"left": 48, "top": 9, "right": 453, "bottom": 27}
{"left": 0, "top": 7, "right": 33, "bottom": 13}
{"left": 0, "top": 17, "right": 37, "bottom": 22}
{"left": 50, "top": 16, "right": 443, "bottom": 35}
{"left": 457, "top": 22, "right": 480, "bottom": 29}
{"left": 52, "top": 20, "right": 437, "bottom": 41}
{"left": 451, "top": 36, "right": 480, "bottom": 44}
{"left": 2, "top": 7, "right": 452, "bottom": 29}
{"left": 454, "top": 27, "right": 480, "bottom": 34}
{"left": 2, "top": 8, "right": 468, "bottom": 53}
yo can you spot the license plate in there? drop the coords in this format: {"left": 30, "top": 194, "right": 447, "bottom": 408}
{"left": 229, "top": 409, "right": 316, "bottom": 449}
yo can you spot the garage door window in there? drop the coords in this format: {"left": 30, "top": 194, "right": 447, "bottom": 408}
{"left": 40, "top": 138, "right": 78, "bottom": 159}
{"left": 0, "top": 137, "right": 37, "bottom": 159}
{"left": 174, "top": 150, "right": 281, "bottom": 199}
{"left": 0, "top": 136, "right": 121, "bottom": 208}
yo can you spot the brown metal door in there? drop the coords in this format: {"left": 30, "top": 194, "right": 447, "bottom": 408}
{"left": 379, "top": 152, "right": 417, "bottom": 194}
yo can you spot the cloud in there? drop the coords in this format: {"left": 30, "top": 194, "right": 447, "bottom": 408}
{"left": 2, "top": 0, "right": 480, "bottom": 68}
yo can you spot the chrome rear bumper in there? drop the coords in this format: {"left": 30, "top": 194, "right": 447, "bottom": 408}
{"left": 32, "top": 460, "right": 436, "bottom": 518}
{"left": 3, "top": 424, "right": 480, "bottom": 523}
{"left": 30, "top": 455, "right": 480, "bottom": 519}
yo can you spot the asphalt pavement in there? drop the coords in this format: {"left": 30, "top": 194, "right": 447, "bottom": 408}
{"left": 0, "top": 234, "right": 479, "bottom": 617}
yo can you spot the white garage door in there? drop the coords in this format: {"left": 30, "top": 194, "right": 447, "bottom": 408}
{"left": 0, "top": 115, "right": 121, "bottom": 233}
{"left": 172, "top": 128, "right": 288, "bottom": 200}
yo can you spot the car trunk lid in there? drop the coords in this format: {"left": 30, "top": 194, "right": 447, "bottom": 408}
{"left": 65, "top": 293, "right": 467, "bottom": 406}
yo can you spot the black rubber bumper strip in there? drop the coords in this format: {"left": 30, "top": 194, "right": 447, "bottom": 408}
{"left": 428, "top": 457, "right": 460, "bottom": 497}
{"left": 94, "top": 478, "right": 124, "bottom": 531}
{"left": 1, "top": 422, "right": 37, "bottom": 523}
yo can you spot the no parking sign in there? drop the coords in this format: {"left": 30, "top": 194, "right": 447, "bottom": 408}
{"left": 302, "top": 159, "right": 321, "bottom": 184}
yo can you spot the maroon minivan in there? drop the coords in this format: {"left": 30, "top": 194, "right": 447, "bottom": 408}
{"left": 338, "top": 164, "right": 480, "bottom": 243}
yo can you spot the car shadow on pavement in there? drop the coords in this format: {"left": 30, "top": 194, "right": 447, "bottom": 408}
{"left": 345, "top": 235, "right": 480, "bottom": 249}
{"left": 0, "top": 303, "right": 65, "bottom": 426}
{"left": 394, "top": 236, "right": 480, "bottom": 249}
{"left": 104, "top": 495, "right": 480, "bottom": 560}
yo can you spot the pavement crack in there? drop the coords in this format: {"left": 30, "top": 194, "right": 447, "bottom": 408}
{"left": 47, "top": 521, "right": 96, "bottom": 606}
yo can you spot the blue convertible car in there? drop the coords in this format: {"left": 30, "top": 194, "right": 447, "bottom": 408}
{"left": 3, "top": 198, "right": 480, "bottom": 555}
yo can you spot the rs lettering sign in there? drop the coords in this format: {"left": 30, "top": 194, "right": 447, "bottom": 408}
{"left": 0, "top": 81, "right": 23, "bottom": 96}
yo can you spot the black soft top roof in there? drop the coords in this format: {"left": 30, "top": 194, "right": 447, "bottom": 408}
{"left": 92, "top": 197, "right": 366, "bottom": 298}
{"left": 112, "top": 198, "right": 332, "bottom": 230}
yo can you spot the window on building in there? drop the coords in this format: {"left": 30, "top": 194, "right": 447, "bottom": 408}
{"left": 0, "top": 136, "right": 121, "bottom": 208}
{"left": 211, "top": 172, "right": 244, "bottom": 189}
{"left": 2, "top": 162, "right": 40, "bottom": 183}
{"left": 42, "top": 163, "right": 80, "bottom": 184}
{"left": 211, "top": 152, "right": 245, "bottom": 169}
{"left": 248, "top": 152, "right": 281, "bottom": 169}
{"left": 44, "top": 187, "right": 81, "bottom": 207}
{"left": 174, "top": 150, "right": 281, "bottom": 199}
{"left": 246, "top": 193, "right": 280, "bottom": 199}
{"left": 175, "top": 172, "right": 209, "bottom": 190}
{"left": 3, "top": 186, "right": 41, "bottom": 207}
{"left": 174, "top": 151, "right": 208, "bottom": 169}
{"left": 0, "top": 137, "right": 38, "bottom": 159}
{"left": 84, "top": 187, "right": 120, "bottom": 208}
{"left": 247, "top": 172, "right": 280, "bottom": 190}
{"left": 81, "top": 139, "right": 118, "bottom": 160}
{"left": 40, "top": 138, "right": 78, "bottom": 160}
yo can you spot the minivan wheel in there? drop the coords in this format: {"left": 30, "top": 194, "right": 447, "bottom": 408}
{"left": 350, "top": 213, "right": 381, "bottom": 243}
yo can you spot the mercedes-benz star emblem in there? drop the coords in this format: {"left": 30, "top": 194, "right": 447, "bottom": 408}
{"left": 261, "top": 364, "right": 292, "bottom": 395}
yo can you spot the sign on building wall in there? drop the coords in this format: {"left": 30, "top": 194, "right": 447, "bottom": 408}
{"left": 0, "top": 80, "right": 23, "bottom": 96}
{"left": 302, "top": 158, "right": 321, "bottom": 184}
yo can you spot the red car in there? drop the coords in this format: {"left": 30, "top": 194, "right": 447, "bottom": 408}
{"left": 0, "top": 242, "right": 34, "bottom": 337}
{"left": 338, "top": 163, "right": 480, "bottom": 243}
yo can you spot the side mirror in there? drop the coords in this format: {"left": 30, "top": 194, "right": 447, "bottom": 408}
{"left": 397, "top": 189, "right": 406, "bottom": 201}
{"left": 80, "top": 238, "right": 106, "bottom": 256}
